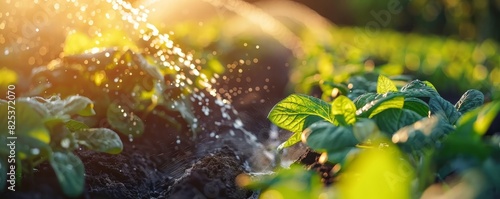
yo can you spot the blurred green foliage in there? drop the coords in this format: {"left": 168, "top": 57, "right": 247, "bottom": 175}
{"left": 346, "top": 0, "right": 500, "bottom": 41}
{"left": 294, "top": 26, "right": 500, "bottom": 101}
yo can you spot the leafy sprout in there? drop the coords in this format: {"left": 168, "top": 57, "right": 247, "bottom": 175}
{"left": 261, "top": 74, "right": 500, "bottom": 198}
{"left": 0, "top": 96, "right": 123, "bottom": 197}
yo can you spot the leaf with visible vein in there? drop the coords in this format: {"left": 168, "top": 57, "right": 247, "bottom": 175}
{"left": 377, "top": 75, "right": 398, "bottom": 94}
{"left": 268, "top": 94, "right": 333, "bottom": 133}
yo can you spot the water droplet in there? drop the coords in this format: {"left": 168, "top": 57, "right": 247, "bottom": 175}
{"left": 31, "top": 148, "right": 40, "bottom": 155}
{"left": 233, "top": 119, "right": 243, "bottom": 128}
{"left": 60, "top": 138, "right": 70, "bottom": 148}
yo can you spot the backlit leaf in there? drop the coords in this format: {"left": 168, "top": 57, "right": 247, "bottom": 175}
{"left": 277, "top": 132, "right": 302, "bottom": 151}
{"left": 355, "top": 92, "right": 405, "bottom": 118}
{"left": 377, "top": 75, "right": 398, "bottom": 94}
{"left": 369, "top": 96, "right": 405, "bottom": 118}
{"left": 268, "top": 94, "right": 333, "bottom": 134}
{"left": 456, "top": 101, "right": 500, "bottom": 136}
{"left": 423, "top": 81, "right": 437, "bottom": 91}
{"left": 337, "top": 140, "right": 414, "bottom": 199}
{"left": 331, "top": 95, "right": 357, "bottom": 125}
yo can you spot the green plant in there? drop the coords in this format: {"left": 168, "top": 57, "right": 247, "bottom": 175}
{"left": 252, "top": 74, "right": 500, "bottom": 198}
{"left": 0, "top": 95, "right": 123, "bottom": 197}
{"left": 294, "top": 27, "right": 500, "bottom": 100}
{"left": 27, "top": 30, "right": 202, "bottom": 137}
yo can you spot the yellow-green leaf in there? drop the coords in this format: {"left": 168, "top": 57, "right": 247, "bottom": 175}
{"left": 369, "top": 96, "right": 405, "bottom": 118}
{"left": 377, "top": 75, "right": 398, "bottom": 94}
{"left": 0, "top": 67, "right": 17, "bottom": 86}
{"left": 337, "top": 139, "right": 414, "bottom": 199}
{"left": 331, "top": 95, "right": 357, "bottom": 125}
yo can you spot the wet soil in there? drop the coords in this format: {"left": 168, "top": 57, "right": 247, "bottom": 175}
{"left": 295, "top": 148, "right": 336, "bottom": 185}
{"left": 0, "top": 122, "right": 254, "bottom": 199}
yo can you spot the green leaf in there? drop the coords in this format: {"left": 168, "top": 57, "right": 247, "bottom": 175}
{"left": 369, "top": 96, "right": 405, "bottom": 118}
{"left": 331, "top": 95, "right": 357, "bottom": 125}
{"left": 353, "top": 93, "right": 377, "bottom": 109}
{"left": 44, "top": 118, "right": 66, "bottom": 132}
{"left": 403, "top": 97, "right": 430, "bottom": 117}
{"left": 353, "top": 118, "right": 380, "bottom": 142}
{"left": 277, "top": 132, "right": 302, "bottom": 151}
{"left": 64, "top": 120, "right": 90, "bottom": 132}
{"left": 49, "top": 151, "right": 84, "bottom": 198}
{"left": 456, "top": 101, "right": 500, "bottom": 136}
{"left": 348, "top": 73, "right": 378, "bottom": 92}
{"left": 422, "top": 81, "right": 437, "bottom": 91}
{"left": 325, "top": 147, "right": 359, "bottom": 164}
{"left": 392, "top": 116, "right": 454, "bottom": 152}
{"left": 304, "top": 121, "right": 358, "bottom": 152}
{"left": 373, "top": 109, "right": 423, "bottom": 134}
{"left": 377, "top": 75, "right": 398, "bottom": 94}
{"left": 0, "top": 100, "right": 50, "bottom": 144}
{"left": 107, "top": 102, "right": 145, "bottom": 137}
{"left": 400, "top": 80, "right": 438, "bottom": 98}
{"left": 75, "top": 128, "right": 123, "bottom": 154}
{"left": 348, "top": 89, "right": 369, "bottom": 101}
{"left": 337, "top": 140, "right": 414, "bottom": 199}
{"left": 355, "top": 92, "right": 405, "bottom": 118}
{"left": 18, "top": 97, "right": 51, "bottom": 117}
{"left": 63, "top": 96, "right": 95, "bottom": 116}
{"left": 455, "top": 89, "right": 484, "bottom": 114}
{"left": 42, "top": 95, "right": 95, "bottom": 117}
{"left": 268, "top": 94, "right": 333, "bottom": 134}
{"left": 429, "top": 96, "right": 461, "bottom": 124}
